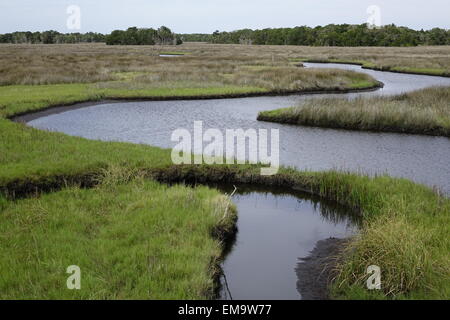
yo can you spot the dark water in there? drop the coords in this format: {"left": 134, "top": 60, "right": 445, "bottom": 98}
{"left": 218, "top": 186, "right": 358, "bottom": 300}
{"left": 28, "top": 63, "right": 450, "bottom": 193}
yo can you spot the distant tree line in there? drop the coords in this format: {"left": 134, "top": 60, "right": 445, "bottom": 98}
{"left": 209, "top": 24, "right": 450, "bottom": 46}
{"left": 0, "top": 31, "right": 105, "bottom": 44}
{"left": 0, "top": 26, "right": 181, "bottom": 45}
{"left": 105, "top": 26, "right": 182, "bottom": 45}
{"left": 1, "top": 24, "right": 448, "bottom": 46}
{"left": 180, "top": 33, "right": 212, "bottom": 42}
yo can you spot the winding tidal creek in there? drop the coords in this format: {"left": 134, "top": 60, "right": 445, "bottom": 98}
{"left": 23, "top": 63, "right": 450, "bottom": 299}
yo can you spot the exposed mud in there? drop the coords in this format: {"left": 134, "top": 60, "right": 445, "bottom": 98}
{"left": 296, "top": 238, "right": 349, "bottom": 300}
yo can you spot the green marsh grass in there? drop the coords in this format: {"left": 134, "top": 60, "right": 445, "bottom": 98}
{"left": 0, "top": 176, "right": 236, "bottom": 299}
{"left": 159, "top": 51, "right": 189, "bottom": 56}
{"left": 0, "top": 43, "right": 449, "bottom": 299}
{"left": 143, "top": 166, "right": 450, "bottom": 300}
{"left": 258, "top": 87, "right": 450, "bottom": 136}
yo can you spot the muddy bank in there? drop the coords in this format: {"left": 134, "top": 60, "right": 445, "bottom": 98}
{"left": 296, "top": 237, "right": 349, "bottom": 300}
{"left": 10, "top": 84, "right": 383, "bottom": 123}
{"left": 11, "top": 100, "right": 122, "bottom": 123}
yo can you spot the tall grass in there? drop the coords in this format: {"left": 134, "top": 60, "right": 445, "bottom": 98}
{"left": 0, "top": 175, "right": 237, "bottom": 299}
{"left": 258, "top": 86, "right": 450, "bottom": 136}
{"left": 325, "top": 175, "right": 450, "bottom": 299}
{"left": 1, "top": 43, "right": 449, "bottom": 85}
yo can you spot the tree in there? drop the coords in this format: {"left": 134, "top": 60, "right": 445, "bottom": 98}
{"left": 106, "top": 30, "right": 125, "bottom": 45}
{"left": 157, "top": 26, "right": 174, "bottom": 45}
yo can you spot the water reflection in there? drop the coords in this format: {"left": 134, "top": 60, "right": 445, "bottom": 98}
{"left": 213, "top": 184, "right": 359, "bottom": 300}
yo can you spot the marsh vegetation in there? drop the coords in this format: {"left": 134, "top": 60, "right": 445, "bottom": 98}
{"left": 258, "top": 86, "right": 450, "bottom": 136}
{"left": 0, "top": 43, "right": 378, "bottom": 92}
{"left": 1, "top": 43, "right": 449, "bottom": 300}
{"left": 0, "top": 171, "right": 237, "bottom": 299}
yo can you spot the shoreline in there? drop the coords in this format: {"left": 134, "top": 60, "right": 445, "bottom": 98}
{"left": 10, "top": 83, "right": 383, "bottom": 122}
{"left": 257, "top": 113, "right": 450, "bottom": 138}
{"left": 301, "top": 59, "right": 450, "bottom": 78}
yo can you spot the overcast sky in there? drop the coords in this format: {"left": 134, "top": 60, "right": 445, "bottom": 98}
{"left": 0, "top": 0, "right": 448, "bottom": 34}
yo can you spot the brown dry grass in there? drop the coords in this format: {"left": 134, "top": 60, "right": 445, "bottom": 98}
{"left": 1, "top": 43, "right": 449, "bottom": 87}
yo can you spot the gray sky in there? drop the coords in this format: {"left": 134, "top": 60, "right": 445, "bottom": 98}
{"left": 0, "top": 0, "right": 448, "bottom": 34}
